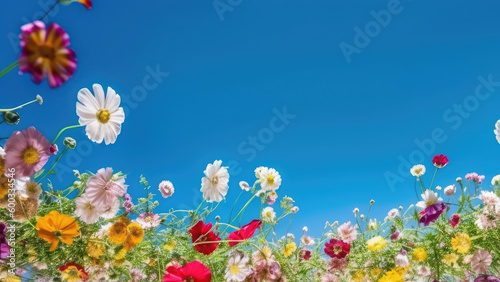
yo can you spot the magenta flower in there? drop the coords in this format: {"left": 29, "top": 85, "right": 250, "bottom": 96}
{"left": 19, "top": 21, "right": 76, "bottom": 88}
{"left": 432, "top": 154, "right": 449, "bottom": 168}
{"left": 419, "top": 203, "right": 448, "bottom": 226}
{"left": 4, "top": 127, "right": 51, "bottom": 178}
{"left": 450, "top": 214, "right": 460, "bottom": 228}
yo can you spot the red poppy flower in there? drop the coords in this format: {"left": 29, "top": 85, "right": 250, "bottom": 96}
{"left": 228, "top": 219, "right": 262, "bottom": 247}
{"left": 450, "top": 214, "right": 460, "bottom": 228}
{"left": 59, "top": 262, "right": 88, "bottom": 281}
{"left": 189, "top": 220, "right": 220, "bottom": 255}
{"left": 432, "top": 154, "right": 449, "bottom": 168}
{"left": 163, "top": 261, "right": 211, "bottom": 282}
{"left": 300, "top": 249, "right": 311, "bottom": 260}
{"left": 324, "top": 239, "right": 350, "bottom": 259}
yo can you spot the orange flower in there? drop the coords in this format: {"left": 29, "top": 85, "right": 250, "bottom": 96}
{"left": 108, "top": 221, "right": 129, "bottom": 245}
{"left": 36, "top": 211, "right": 80, "bottom": 251}
{"left": 76, "top": 0, "right": 92, "bottom": 9}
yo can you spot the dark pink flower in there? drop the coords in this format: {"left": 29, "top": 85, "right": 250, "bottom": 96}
{"left": 324, "top": 239, "right": 350, "bottom": 259}
{"left": 419, "top": 203, "right": 448, "bottom": 226}
{"left": 299, "top": 249, "right": 311, "bottom": 260}
{"left": 163, "top": 261, "right": 211, "bottom": 282}
{"left": 189, "top": 221, "right": 220, "bottom": 255}
{"left": 432, "top": 154, "right": 449, "bottom": 168}
{"left": 228, "top": 219, "right": 261, "bottom": 247}
{"left": 450, "top": 214, "right": 460, "bottom": 228}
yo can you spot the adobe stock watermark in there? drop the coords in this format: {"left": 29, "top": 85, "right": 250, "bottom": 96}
{"left": 213, "top": 0, "right": 243, "bottom": 22}
{"left": 339, "top": 0, "right": 407, "bottom": 64}
{"left": 52, "top": 65, "right": 169, "bottom": 183}
{"left": 175, "top": 106, "right": 296, "bottom": 211}
{"left": 7, "top": 0, "right": 60, "bottom": 54}
{"left": 384, "top": 74, "right": 500, "bottom": 191}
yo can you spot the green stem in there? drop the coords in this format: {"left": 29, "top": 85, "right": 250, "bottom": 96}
{"left": 230, "top": 194, "right": 257, "bottom": 225}
{"left": 52, "top": 125, "right": 82, "bottom": 144}
{"left": 0, "top": 60, "right": 18, "bottom": 79}
{"left": 194, "top": 199, "right": 205, "bottom": 214}
{"left": 429, "top": 167, "right": 438, "bottom": 190}
{"left": 37, "top": 146, "right": 69, "bottom": 181}
{"left": 286, "top": 214, "right": 294, "bottom": 235}
{"left": 228, "top": 190, "right": 244, "bottom": 224}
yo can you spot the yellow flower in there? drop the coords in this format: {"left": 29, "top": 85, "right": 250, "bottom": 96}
{"left": 451, "top": 233, "right": 471, "bottom": 254}
{"left": 87, "top": 240, "right": 105, "bottom": 259}
{"left": 3, "top": 276, "right": 22, "bottom": 282}
{"left": 262, "top": 246, "right": 273, "bottom": 258}
{"left": 108, "top": 221, "right": 129, "bottom": 245}
{"left": 370, "top": 267, "right": 382, "bottom": 278}
{"left": 115, "top": 247, "right": 128, "bottom": 260}
{"left": 367, "top": 235, "right": 387, "bottom": 252}
{"left": 352, "top": 270, "right": 365, "bottom": 281}
{"left": 443, "top": 253, "right": 459, "bottom": 266}
{"left": 127, "top": 222, "right": 144, "bottom": 246}
{"left": 283, "top": 242, "right": 297, "bottom": 257}
{"left": 412, "top": 248, "right": 427, "bottom": 261}
{"left": 163, "top": 240, "right": 176, "bottom": 251}
{"left": 36, "top": 210, "right": 80, "bottom": 251}
{"left": 378, "top": 268, "right": 404, "bottom": 282}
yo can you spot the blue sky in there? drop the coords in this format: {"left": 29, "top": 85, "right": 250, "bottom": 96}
{"left": 1, "top": 0, "right": 500, "bottom": 237}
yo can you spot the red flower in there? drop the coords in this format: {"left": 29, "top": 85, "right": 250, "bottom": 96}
{"left": 228, "top": 219, "right": 262, "bottom": 247}
{"left": 300, "top": 249, "right": 311, "bottom": 260}
{"left": 163, "top": 261, "right": 211, "bottom": 282}
{"left": 324, "top": 239, "right": 350, "bottom": 259}
{"left": 189, "top": 220, "right": 220, "bottom": 255}
{"left": 432, "top": 154, "right": 449, "bottom": 168}
{"left": 59, "top": 262, "right": 88, "bottom": 281}
{"left": 76, "top": 0, "right": 92, "bottom": 9}
{"left": 450, "top": 214, "right": 460, "bottom": 228}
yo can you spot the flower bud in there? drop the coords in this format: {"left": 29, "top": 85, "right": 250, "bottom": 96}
{"left": 456, "top": 177, "right": 462, "bottom": 183}
{"left": 215, "top": 215, "right": 221, "bottom": 222}
{"left": 370, "top": 199, "right": 375, "bottom": 205}
{"left": 3, "top": 111, "right": 20, "bottom": 125}
{"left": 291, "top": 206, "right": 299, "bottom": 213}
{"left": 444, "top": 185, "right": 456, "bottom": 196}
{"left": 36, "top": 95, "right": 43, "bottom": 105}
{"left": 302, "top": 226, "right": 308, "bottom": 233}
{"left": 63, "top": 137, "right": 77, "bottom": 149}
{"left": 360, "top": 214, "right": 365, "bottom": 219}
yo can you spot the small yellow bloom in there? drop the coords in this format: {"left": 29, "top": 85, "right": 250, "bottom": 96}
{"left": 283, "top": 242, "right": 297, "bottom": 257}
{"left": 114, "top": 247, "right": 127, "bottom": 260}
{"left": 443, "top": 253, "right": 459, "bottom": 266}
{"left": 352, "top": 270, "right": 365, "bottom": 281}
{"left": 108, "top": 221, "right": 129, "bottom": 245}
{"left": 412, "top": 248, "right": 427, "bottom": 261}
{"left": 3, "top": 276, "right": 22, "bottom": 282}
{"left": 378, "top": 267, "right": 405, "bottom": 282}
{"left": 163, "top": 240, "right": 176, "bottom": 251}
{"left": 370, "top": 267, "right": 382, "bottom": 278}
{"left": 366, "top": 235, "right": 387, "bottom": 252}
{"left": 451, "top": 233, "right": 471, "bottom": 254}
{"left": 127, "top": 222, "right": 144, "bottom": 246}
{"left": 87, "top": 240, "right": 105, "bottom": 259}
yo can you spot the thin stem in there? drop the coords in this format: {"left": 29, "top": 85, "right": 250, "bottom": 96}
{"left": 0, "top": 97, "right": 41, "bottom": 113}
{"left": 0, "top": 60, "right": 19, "bottom": 79}
{"left": 51, "top": 125, "right": 82, "bottom": 144}
{"left": 429, "top": 167, "right": 438, "bottom": 190}
{"left": 37, "top": 146, "right": 69, "bottom": 181}
{"left": 286, "top": 214, "right": 294, "bottom": 235}
{"left": 194, "top": 199, "right": 205, "bottom": 214}
{"left": 228, "top": 190, "right": 244, "bottom": 223}
{"left": 40, "top": 0, "right": 60, "bottom": 21}
{"left": 230, "top": 194, "right": 257, "bottom": 225}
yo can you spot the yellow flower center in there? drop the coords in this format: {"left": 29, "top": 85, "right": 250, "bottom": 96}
{"left": 230, "top": 264, "right": 240, "bottom": 275}
{"left": 85, "top": 202, "right": 94, "bottom": 210}
{"left": 22, "top": 147, "right": 39, "bottom": 164}
{"left": 96, "top": 109, "right": 111, "bottom": 124}
{"left": 267, "top": 174, "right": 275, "bottom": 185}
{"left": 266, "top": 211, "right": 272, "bottom": 218}
{"left": 0, "top": 158, "right": 5, "bottom": 176}
{"left": 211, "top": 175, "right": 219, "bottom": 185}
{"left": 64, "top": 266, "right": 81, "bottom": 279}
{"left": 38, "top": 45, "right": 56, "bottom": 60}
{"left": 333, "top": 245, "right": 342, "bottom": 253}
{"left": 414, "top": 168, "right": 422, "bottom": 175}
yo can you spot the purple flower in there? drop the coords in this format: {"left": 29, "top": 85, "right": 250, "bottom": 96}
{"left": 475, "top": 276, "right": 500, "bottom": 282}
{"left": 0, "top": 242, "right": 10, "bottom": 259}
{"left": 419, "top": 203, "right": 448, "bottom": 226}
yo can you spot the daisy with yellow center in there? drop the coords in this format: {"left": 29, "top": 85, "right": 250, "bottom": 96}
{"left": 412, "top": 248, "right": 427, "bottom": 261}
{"left": 259, "top": 168, "right": 282, "bottom": 191}
{"left": 261, "top": 207, "right": 276, "bottom": 223}
{"left": 224, "top": 251, "right": 253, "bottom": 282}
{"left": 443, "top": 253, "right": 460, "bottom": 266}
{"left": 283, "top": 242, "right": 297, "bottom": 257}
{"left": 366, "top": 235, "right": 387, "bottom": 252}
{"left": 451, "top": 233, "right": 471, "bottom": 254}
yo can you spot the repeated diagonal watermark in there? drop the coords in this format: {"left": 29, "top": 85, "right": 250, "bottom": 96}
{"left": 213, "top": 0, "right": 243, "bottom": 22}
{"left": 384, "top": 74, "right": 500, "bottom": 192}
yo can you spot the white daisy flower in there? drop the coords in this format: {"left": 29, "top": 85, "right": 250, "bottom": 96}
{"left": 76, "top": 84, "right": 125, "bottom": 145}
{"left": 224, "top": 251, "right": 253, "bottom": 282}
{"left": 74, "top": 193, "right": 104, "bottom": 224}
{"left": 200, "top": 160, "right": 230, "bottom": 203}
{"left": 387, "top": 208, "right": 399, "bottom": 219}
{"left": 494, "top": 120, "right": 500, "bottom": 144}
{"left": 492, "top": 175, "right": 500, "bottom": 186}
{"left": 416, "top": 190, "right": 442, "bottom": 210}
{"left": 261, "top": 207, "right": 276, "bottom": 223}
{"left": 410, "top": 164, "right": 426, "bottom": 177}
{"left": 254, "top": 166, "right": 267, "bottom": 179}
{"left": 301, "top": 235, "right": 315, "bottom": 246}
{"left": 259, "top": 168, "right": 282, "bottom": 192}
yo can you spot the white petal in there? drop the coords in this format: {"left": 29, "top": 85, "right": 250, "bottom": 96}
{"left": 105, "top": 87, "right": 121, "bottom": 112}
{"left": 93, "top": 84, "right": 106, "bottom": 108}
{"left": 77, "top": 88, "right": 99, "bottom": 112}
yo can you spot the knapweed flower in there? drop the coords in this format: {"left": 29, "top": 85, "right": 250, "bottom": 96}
{"left": 200, "top": 160, "right": 229, "bottom": 203}
{"left": 158, "top": 180, "right": 175, "bottom": 198}
{"left": 410, "top": 164, "right": 426, "bottom": 177}
{"left": 419, "top": 202, "right": 448, "bottom": 226}
{"left": 366, "top": 236, "right": 386, "bottom": 252}
{"left": 337, "top": 221, "right": 357, "bottom": 244}
{"left": 225, "top": 251, "right": 253, "bottom": 282}
{"left": 443, "top": 253, "right": 459, "bottom": 266}
{"left": 4, "top": 126, "right": 51, "bottom": 178}
{"left": 432, "top": 154, "right": 449, "bottom": 168}
{"left": 19, "top": 21, "right": 76, "bottom": 88}
{"left": 74, "top": 193, "right": 103, "bottom": 224}
{"left": 444, "top": 184, "right": 456, "bottom": 196}
{"left": 163, "top": 261, "right": 211, "bottom": 282}
{"left": 136, "top": 212, "right": 161, "bottom": 229}
{"left": 466, "top": 172, "right": 486, "bottom": 184}
{"left": 59, "top": 263, "right": 88, "bottom": 281}
{"left": 258, "top": 167, "right": 282, "bottom": 191}
{"left": 261, "top": 207, "right": 276, "bottom": 223}
{"left": 85, "top": 167, "right": 127, "bottom": 208}
{"left": 416, "top": 190, "right": 443, "bottom": 210}
{"left": 228, "top": 219, "right": 261, "bottom": 247}
{"left": 189, "top": 220, "right": 220, "bottom": 255}
{"left": 471, "top": 249, "right": 492, "bottom": 274}
{"left": 451, "top": 232, "right": 471, "bottom": 254}
{"left": 324, "top": 239, "right": 350, "bottom": 259}
{"left": 76, "top": 84, "right": 125, "bottom": 145}
{"left": 413, "top": 248, "right": 427, "bottom": 261}
{"left": 283, "top": 242, "right": 297, "bottom": 257}
{"left": 36, "top": 211, "right": 80, "bottom": 251}
{"left": 450, "top": 214, "right": 460, "bottom": 228}
{"left": 390, "top": 229, "right": 401, "bottom": 242}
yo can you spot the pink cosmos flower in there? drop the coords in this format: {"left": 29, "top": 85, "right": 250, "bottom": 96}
{"left": 85, "top": 167, "right": 127, "bottom": 208}
{"left": 136, "top": 212, "right": 161, "bottom": 229}
{"left": 471, "top": 250, "right": 492, "bottom": 274}
{"left": 130, "top": 268, "right": 146, "bottom": 281}
{"left": 417, "top": 266, "right": 431, "bottom": 276}
{"left": 4, "top": 127, "right": 51, "bottom": 178}
{"left": 337, "top": 221, "right": 357, "bottom": 244}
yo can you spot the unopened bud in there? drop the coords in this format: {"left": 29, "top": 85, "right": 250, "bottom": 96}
{"left": 64, "top": 137, "right": 76, "bottom": 149}
{"left": 3, "top": 111, "right": 20, "bottom": 125}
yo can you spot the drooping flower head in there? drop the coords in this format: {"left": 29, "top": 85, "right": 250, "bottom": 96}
{"left": 228, "top": 219, "right": 262, "bottom": 247}
{"left": 19, "top": 21, "right": 76, "bottom": 88}
{"left": 200, "top": 160, "right": 229, "bottom": 203}
{"left": 189, "top": 220, "right": 220, "bottom": 255}
{"left": 36, "top": 211, "right": 80, "bottom": 251}
{"left": 76, "top": 84, "right": 125, "bottom": 145}
{"left": 84, "top": 167, "right": 127, "bottom": 209}
{"left": 4, "top": 126, "right": 51, "bottom": 178}
{"left": 163, "top": 260, "right": 211, "bottom": 282}
{"left": 432, "top": 154, "right": 449, "bottom": 168}
{"left": 324, "top": 239, "right": 350, "bottom": 259}
{"left": 59, "top": 262, "right": 88, "bottom": 281}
